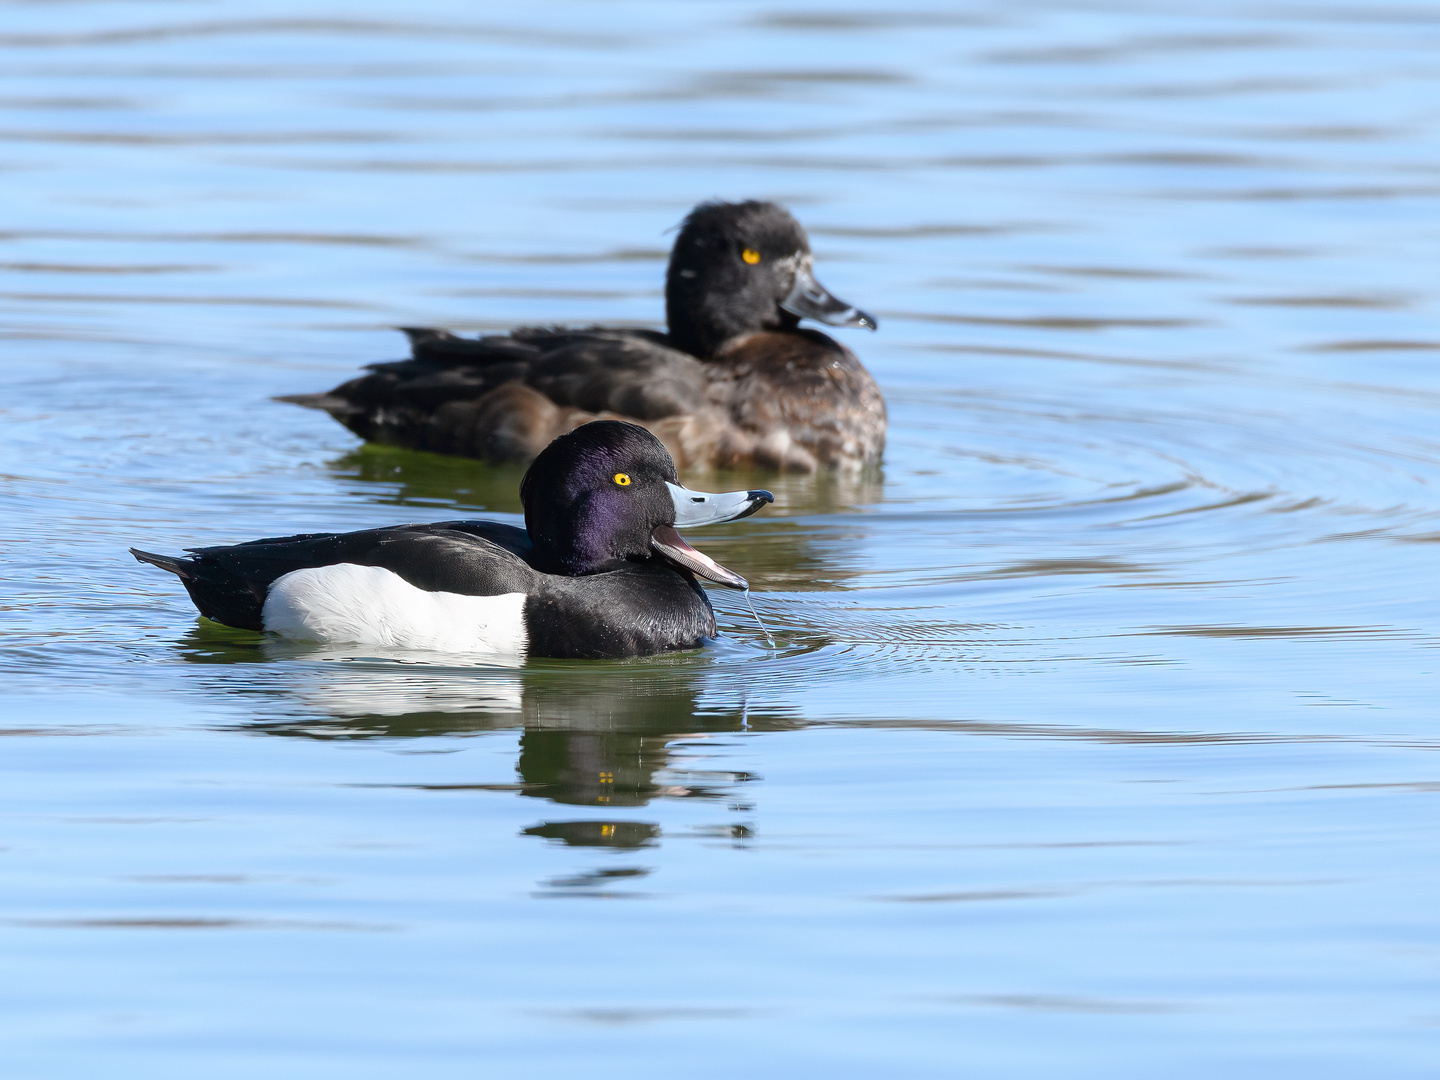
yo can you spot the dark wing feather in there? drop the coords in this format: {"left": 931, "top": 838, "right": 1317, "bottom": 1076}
{"left": 522, "top": 330, "right": 705, "bottom": 420}
{"left": 134, "top": 524, "right": 538, "bottom": 632}
{"left": 289, "top": 327, "right": 705, "bottom": 463}
{"left": 408, "top": 520, "right": 533, "bottom": 561}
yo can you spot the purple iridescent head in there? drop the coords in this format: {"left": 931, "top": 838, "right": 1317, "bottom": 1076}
{"left": 520, "top": 421, "right": 772, "bottom": 587}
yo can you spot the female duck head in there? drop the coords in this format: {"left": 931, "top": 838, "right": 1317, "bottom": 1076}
{"left": 520, "top": 421, "right": 773, "bottom": 585}
{"left": 665, "top": 199, "right": 877, "bottom": 360}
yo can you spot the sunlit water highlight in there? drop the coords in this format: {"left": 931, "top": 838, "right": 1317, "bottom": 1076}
{"left": 2, "top": 1, "right": 1439, "bottom": 1076}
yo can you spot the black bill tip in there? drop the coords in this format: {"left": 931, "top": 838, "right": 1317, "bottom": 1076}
{"left": 734, "top": 490, "right": 775, "bottom": 520}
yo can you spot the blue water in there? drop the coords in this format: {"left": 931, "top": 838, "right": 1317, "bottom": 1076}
{"left": 3, "top": 1, "right": 1440, "bottom": 1075}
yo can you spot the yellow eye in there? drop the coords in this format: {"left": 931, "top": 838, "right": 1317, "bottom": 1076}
{"left": 741, "top": 247, "right": 761, "bottom": 265}
{"left": 613, "top": 472, "right": 631, "bottom": 486}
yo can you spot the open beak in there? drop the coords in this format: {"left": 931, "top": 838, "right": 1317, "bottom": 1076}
{"left": 653, "top": 483, "right": 774, "bottom": 590}
{"left": 652, "top": 526, "right": 749, "bottom": 590}
{"left": 780, "top": 257, "right": 877, "bottom": 331}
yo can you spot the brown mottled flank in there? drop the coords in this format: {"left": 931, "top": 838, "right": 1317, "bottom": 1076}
{"left": 289, "top": 324, "right": 884, "bottom": 474}
{"left": 282, "top": 200, "right": 886, "bottom": 473}
{"left": 699, "top": 329, "right": 886, "bottom": 472}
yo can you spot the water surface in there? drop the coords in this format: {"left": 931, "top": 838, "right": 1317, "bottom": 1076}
{"left": 3, "top": 1, "right": 1440, "bottom": 1076}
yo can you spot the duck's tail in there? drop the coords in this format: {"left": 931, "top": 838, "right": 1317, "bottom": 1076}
{"left": 131, "top": 548, "right": 267, "bottom": 631}
{"left": 399, "top": 326, "right": 458, "bottom": 347}
{"left": 130, "top": 547, "right": 194, "bottom": 579}
{"left": 271, "top": 391, "right": 356, "bottom": 415}
{"left": 272, "top": 328, "right": 454, "bottom": 412}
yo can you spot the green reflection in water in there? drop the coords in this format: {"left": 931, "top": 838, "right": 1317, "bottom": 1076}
{"left": 324, "top": 443, "right": 880, "bottom": 592}
{"left": 331, "top": 443, "right": 529, "bottom": 514}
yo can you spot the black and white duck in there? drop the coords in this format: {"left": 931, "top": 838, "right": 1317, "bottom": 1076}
{"left": 131, "top": 421, "right": 774, "bottom": 660}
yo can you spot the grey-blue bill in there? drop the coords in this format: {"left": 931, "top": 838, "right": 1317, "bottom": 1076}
{"left": 655, "top": 483, "right": 772, "bottom": 590}
{"left": 780, "top": 255, "right": 877, "bottom": 331}
{"left": 665, "top": 482, "right": 774, "bottom": 527}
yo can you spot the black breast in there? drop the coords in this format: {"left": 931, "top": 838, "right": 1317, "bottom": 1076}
{"left": 523, "top": 563, "right": 717, "bottom": 660}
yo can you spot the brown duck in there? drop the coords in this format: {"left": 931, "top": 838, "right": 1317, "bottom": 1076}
{"left": 283, "top": 200, "right": 884, "bottom": 473}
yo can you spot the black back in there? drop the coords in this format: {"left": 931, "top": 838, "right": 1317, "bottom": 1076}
{"left": 138, "top": 522, "right": 535, "bottom": 633}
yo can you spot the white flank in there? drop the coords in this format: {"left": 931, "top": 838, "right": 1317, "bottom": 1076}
{"left": 262, "top": 564, "right": 528, "bottom": 660}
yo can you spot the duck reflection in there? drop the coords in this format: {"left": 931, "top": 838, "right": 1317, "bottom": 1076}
{"left": 326, "top": 443, "right": 882, "bottom": 592}
{"left": 177, "top": 629, "right": 799, "bottom": 850}
{"left": 515, "top": 677, "right": 754, "bottom": 807}
{"left": 331, "top": 441, "right": 884, "bottom": 513}
{"left": 330, "top": 443, "right": 528, "bottom": 516}
{"left": 524, "top": 821, "right": 660, "bottom": 849}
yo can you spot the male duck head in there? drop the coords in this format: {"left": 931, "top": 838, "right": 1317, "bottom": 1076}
{"left": 664, "top": 200, "right": 877, "bottom": 360}
{"left": 520, "top": 420, "right": 773, "bottom": 587}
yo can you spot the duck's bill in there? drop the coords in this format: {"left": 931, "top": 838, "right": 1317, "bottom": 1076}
{"left": 651, "top": 525, "right": 749, "bottom": 590}
{"left": 666, "top": 482, "right": 774, "bottom": 528}
{"left": 781, "top": 260, "right": 877, "bottom": 331}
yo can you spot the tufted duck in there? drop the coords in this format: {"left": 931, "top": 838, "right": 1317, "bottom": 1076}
{"left": 282, "top": 201, "right": 884, "bottom": 473}
{"left": 131, "top": 422, "right": 774, "bottom": 660}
